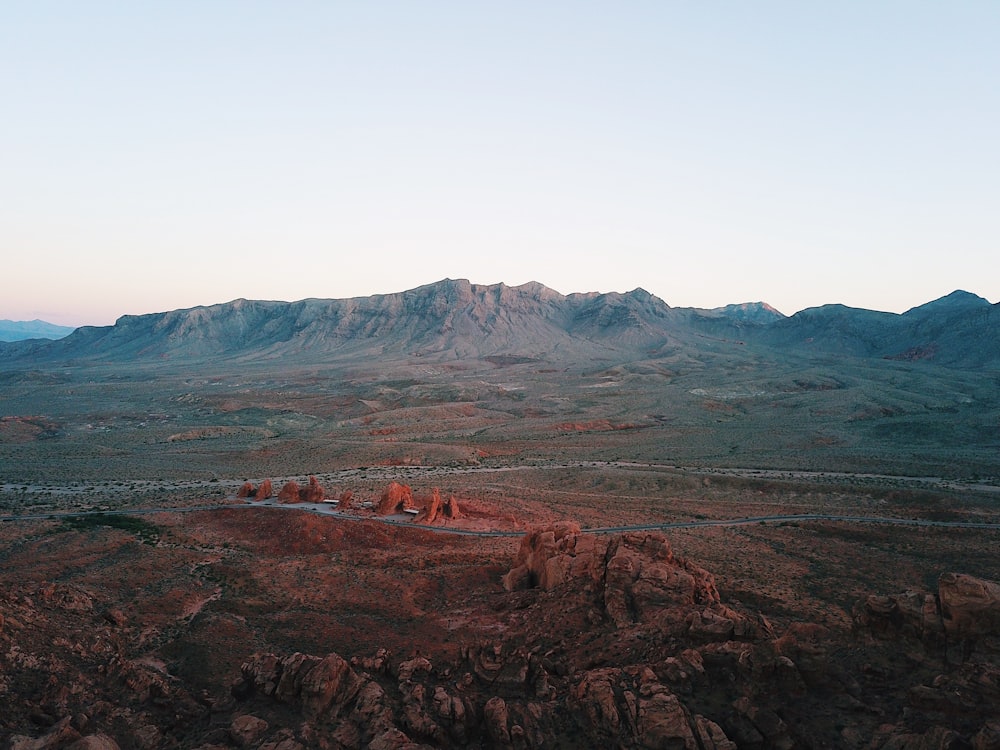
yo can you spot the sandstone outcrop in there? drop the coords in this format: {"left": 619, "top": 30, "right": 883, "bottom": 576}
{"left": 939, "top": 572, "right": 1000, "bottom": 640}
{"left": 442, "top": 494, "right": 461, "bottom": 519}
{"left": 273, "top": 477, "right": 324, "bottom": 504}
{"left": 5, "top": 515, "right": 999, "bottom": 750}
{"left": 572, "top": 666, "right": 736, "bottom": 749}
{"left": 414, "top": 488, "right": 442, "bottom": 523}
{"left": 300, "top": 475, "right": 324, "bottom": 503}
{"left": 411, "top": 489, "right": 462, "bottom": 524}
{"left": 276, "top": 481, "right": 301, "bottom": 504}
{"left": 236, "top": 481, "right": 254, "bottom": 498}
{"left": 503, "top": 525, "right": 742, "bottom": 633}
{"left": 377, "top": 482, "right": 414, "bottom": 515}
{"left": 253, "top": 479, "right": 273, "bottom": 501}
{"left": 855, "top": 572, "right": 1000, "bottom": 653}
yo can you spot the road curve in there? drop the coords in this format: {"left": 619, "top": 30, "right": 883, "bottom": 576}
{"left": 2, "top": 502, "right": 998, "bottom": 538}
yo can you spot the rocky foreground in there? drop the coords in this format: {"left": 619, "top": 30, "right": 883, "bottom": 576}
{"left": 2, "top": 522, "right": 999, "bottom": 749}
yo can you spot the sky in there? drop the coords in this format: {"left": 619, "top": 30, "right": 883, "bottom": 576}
{"left": 3, "top": 2, "right": 998, "bottom": 327}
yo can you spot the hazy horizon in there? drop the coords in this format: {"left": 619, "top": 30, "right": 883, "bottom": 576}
{"left": 5, "top": 4, "right": 998, "bottom": 328}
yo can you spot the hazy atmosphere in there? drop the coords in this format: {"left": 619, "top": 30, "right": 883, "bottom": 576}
{"left": 4, "top": 2, "right": 999, "bottom": 326}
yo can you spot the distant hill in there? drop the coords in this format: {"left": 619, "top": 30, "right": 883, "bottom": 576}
{"left": 0, "top": 319, "right": 76, "bottom": 342}
{"left": 748, "top": 290, "right": 998, "bottom": 369}
{"left": 0, "top": 281, "right": 995, "bottom": 369}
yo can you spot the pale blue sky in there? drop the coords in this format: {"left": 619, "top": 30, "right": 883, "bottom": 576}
{"left": 3, "top": 2, "right": 998, "bottom": 326}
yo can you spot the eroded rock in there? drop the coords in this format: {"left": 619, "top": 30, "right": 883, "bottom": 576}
{"left": 377, "top": 482, "right": 414, "bottom": 515}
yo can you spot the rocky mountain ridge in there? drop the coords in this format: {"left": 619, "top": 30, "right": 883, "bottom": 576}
{"left": 0, "top": 319, "right": 76, "bottom": 342}
{"left": 0, "top": 280, "right": 995, "bottom": 369}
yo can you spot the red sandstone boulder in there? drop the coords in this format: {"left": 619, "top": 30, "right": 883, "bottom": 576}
{"left": 236, "top": 481, "right": 254, "bottom": 498}
{"left": 299, "top": 476, "right": 324, "bottom": 503}
{"left": 443, "top": 495, "right": 461, "bottom": 519}
{"left": 253, "top": 479, "right": 273, "bottom": 501}
{"left": 939, "top": 573, "right": 1000, "bottom": 640}
{"left": 377, "top": 482, "right": 414, "bottom": 515}
{"left": 415, "top": 488, "right": 442, "bottom": 523}
{"left": 229, "top": 715, "right": 268, "bottom": 747}
{"left": 277, "top": 481, "right": 301, "bottom": 504}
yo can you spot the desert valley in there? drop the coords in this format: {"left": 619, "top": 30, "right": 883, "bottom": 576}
{"left": 1, "top": 279, "right": 998, "bottom": 749}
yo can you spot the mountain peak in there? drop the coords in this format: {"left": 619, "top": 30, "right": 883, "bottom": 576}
{"left": 709, "top": 302, "right": 786, "bottom": 324}
{"left": 904, "top": 290, "right": 991, "bottom": 316}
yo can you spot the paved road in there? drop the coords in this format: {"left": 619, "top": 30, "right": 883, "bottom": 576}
{"left": 2, "top": 502, "right": 998, "bottom": 538}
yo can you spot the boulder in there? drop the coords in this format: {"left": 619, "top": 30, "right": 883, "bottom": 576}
{"left": 377, "top": 482, "right": 414, "bottom": 515}
{"left": 442, "top": 495, "right": 461, "bottom": 519}
{"left": 939, "top": 573, "right": 1000, "bottom": 640}
{"left": 277, "top": 481, "right": 301, "bottom": 504}
{"left": 298, "top": 653, "right": 365, "bottom": 717}
{"left": 253, "top": 479, "right": 273, "bottom": 501}
{"left": 415, "top": 489, "right": 442, "bottom": 523}
{"left": 236, "top": 482, "right": 254, "bottom": 498}
{"left": 229, "top": 715, "right": 268, "bottom": 747}
{"left": 299, "top": 476, "right": 325, "bottom": 503}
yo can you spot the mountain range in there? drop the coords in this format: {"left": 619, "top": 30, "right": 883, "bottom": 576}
{"left": 1, "top": 280, "right": 996, "bottom": 369}
{"left": 0, "top": 318, "right": 76, "bottom": 342}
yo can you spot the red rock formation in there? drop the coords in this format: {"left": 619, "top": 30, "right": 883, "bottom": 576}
{"left": 503, "top": 525, "right": 727, "bottom": 630}
{"left": 236, "top": 481, "right": 254, "bottom": 498}
{"left": 376, "top": 482, "right": 413, "bottom": 515}
{"left": 229, "top": 714, "right": 268, "bottom": 747}
{"left": 299, "top": 475, "right": 325, "bottom": 503}
{"left": 443, "top": 494, "right": 461, "bottom": 519}
{"left": 277, "top": 481, "right": 301, "bottom": 504}
{"left": 939, "top": 572, "right": 1000, "bottom": 640}
{"left": 415, "top": 488, "right": 442, "bottom": 523}
{"left": 854, "top": 572, "right": 1000, "bottom": 649}
{"left": 253, "top": 479, "right": 273, "bottom": 501}
{"left": 572, "top": 666, "right": 736, "bottom": 749}
{"left": 502, "top": 521, "right": 596, "bottom": 591}
{"left": 339, "top": 489, "right": 354, "bottom": 508}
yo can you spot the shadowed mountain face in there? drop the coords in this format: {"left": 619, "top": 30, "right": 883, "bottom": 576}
{"left": 1, "top": 280, "right": 994, "bottom": 369}
{"left": 749, "top": 290, "right": 998, "bottom": 368}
